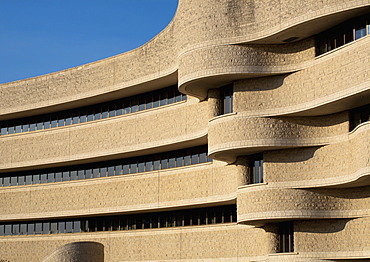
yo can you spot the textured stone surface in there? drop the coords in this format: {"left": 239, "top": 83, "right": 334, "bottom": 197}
{"left": 0, "top": 0, "right": 369, "bottom": 261}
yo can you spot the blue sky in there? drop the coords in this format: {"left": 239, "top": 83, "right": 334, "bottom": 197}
{"left": 0, "top": 0, "right": 178, "bottom": 84}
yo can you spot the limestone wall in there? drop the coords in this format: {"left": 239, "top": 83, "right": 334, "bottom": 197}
{"left": 0, "top": 162, "right": 239, "bottom": 221}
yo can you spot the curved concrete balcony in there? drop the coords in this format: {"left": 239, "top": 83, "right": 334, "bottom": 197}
{"left": 0, "top": 162, "right": 239, "bottom": 221}
{"left": 234, "top": 36, "right": 370, "bottom": 117}
{"left": 237, "top": 186, "right": 370, "bottom": 225}
{"left": 0, "top": 101, "right": 208, "bottom": 172}
{"left": 42, "top": 242, "right": 104, "bottom": 262}
{"left": 1, "top": 0, "right": 369, "bottom": 118}
{"left": 208, "top": 112, "right": 348, "bottom": 163}
{"left": 0, "top": 224, "right": 273, "bottom": 262}
{"left": 265, "top": 122, "right": 370, "bottom": 188}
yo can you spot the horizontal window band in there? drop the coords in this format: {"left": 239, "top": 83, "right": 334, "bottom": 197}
{"left": 0, "top": 145, "right": 212, "bottom": 187}
{"left": 0, "top": 85, "right": 186, "bottom": 136}
{"left": 0, "top": 205, "right": 236, "bottom": 236}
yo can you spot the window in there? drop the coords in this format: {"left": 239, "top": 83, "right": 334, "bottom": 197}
{"left": 220, "top": 84, "right": 233, "bottom": 114}
{"left": 278, "top": 222, "right": 294, "bottom": 253}
{"left": 316, "top": 13, "right": 370, "bottom": 56}
{"left": 0, "top": 85, "right": 186, "bottom": 136}
{"left": 250, "top": 154, "right": 263, "bottom": 184}
{"left": 0, "top": 205, "right": 236, "bottom": 236}
{"left": 349, "top": 104, "right": 370, "bottom": 131}
{"left": 0, "top": 146, "right": 211, "bottom": 187}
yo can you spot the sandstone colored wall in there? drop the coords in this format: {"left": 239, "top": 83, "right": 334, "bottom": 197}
{"left": 0, "top": 162, "right": 239, "bottom": 221}
{"left": 1, "top": 0, "right": 369, "bottom": 115}
{"left": 42, "top": 241, "right": 104, "bottom": 262}
{"left": 208, "top": 112, "right": 348, "bottom": 162}
{"left": 0, "top": 224, "right": 273, "bottom": 262}
{"left": 0, "top": 101, "right": 208, "bottom": 171}
{"left": 234, "top": 36, "right": 370, "bottom": 116}
{"left": 237, "top": 186, "right": 370, "bottom": 224}
{"left": 264, "top": 122, "right": 370, "bottom": 188}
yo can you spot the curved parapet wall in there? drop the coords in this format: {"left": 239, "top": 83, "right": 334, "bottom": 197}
{"left": 42, "top": 242, "right": 104, "bottom": 262}
{"left": 234, "top": 36, "right": 370, "bottom": 117}
{"left": 208, "top": 112, "right": 348, "bottom": 163}
{"left": 0, "top": 162, "right": 239, "bottom": 221}
{"left": 265, "top": 122, "right": 370, "bottom": 188}
{"left": 0, "top": 101, "right": 208, "bottom": 172}
{"left": 1, "top": 0, "right": 370, "bottom": 117}
{"left": 237, "top": 186, "right": 370, "bottom": 225}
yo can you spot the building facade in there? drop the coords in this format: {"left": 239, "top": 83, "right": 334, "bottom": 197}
{"left": 1, "top": 0, "right": 370, "bottom": 261}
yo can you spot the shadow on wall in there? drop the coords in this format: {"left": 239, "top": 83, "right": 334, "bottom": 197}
{"left": 295, "top": 219, "right": 352, "bottom": 234}
{"left": 42, "top": 241, "right": 104, "bottom": 262}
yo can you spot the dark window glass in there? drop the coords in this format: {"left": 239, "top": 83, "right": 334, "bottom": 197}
{"left": 160, "top": 92, "right": 167, "bottom": 106}
{"left": 145, "top": 161, "right": 153, "bottom": 172}
{"left": 50, "top": 222, "right": 58, "bottom": 234}
{"left": 44, "top": 119, "right": 51, "bottom": 129}
{"left": 168, "top": 157, "right": 176, "bottom": 168}
{"left": 18, "top": 176, "right": 24, "bottom": 186}
{"left": 100, "top": 167, "right": 107, "bottom": 177}
{"left": 146, "top": 96, "right": 153, "bottom": 109}
{"left": 72, "top": 112, "right": 80, "bottom": 124}
{"left": 62, "top": 171, "right": 70, "bottom": 181}
{"left": 199, "top": 152, "right": 207, "bottom": 163}
{"left": 278, "top": 222, "right": 294, "bottom": 253}
{"left": 115, "top": 165, "right": 123, "bottom": 176}
{"left": 124, "top": 100, "right": 131, "bottom": 114}
{"left": 12, "top": 224, "right": 20, "bottom": 235}
{"left": 93, "top": 168, "right": 100, "bottom": 178}
{"left": 131, "top": 98, "right": 139, "bottom": 113}
{"left": 3, "top": 177, "right": 10, "bottom": 187}
{"left": 123, "top": 164, "right": 130, "bottom": 175}
{"left": 176, "top": 156, "right": 183, "bottom": 167}
{"left": 153, "top": 92, "right": 160, "bottom": 107}
{"left": 8, "top": 126, "right": 15, "bottom": 134}
{"left": 15, "top": 125, "right": 22, "bottom": 133}
{"left": 43, "top": 222, "right": 50, "bottom": 234}
{"left": 11, "top": 176, "right": 17, "bottom": 186}
{"left": 153, "top": 158, "right": 161, "bottom": 170}
{"left": 87, "top": 109, "right": 95, "bottom": 122}
{"left": 85, "top": 169, "right": 92, "bottom": 179}
{"left": 51, "top": 118, "right": 57, "bottom": 128}
{"left": 20, "top": 224, "right": 27, "bottom": 235}
{"left": 58, "top": 118, "right": 65, "bottom": 127}
{"left": 70, "top": 170, "right": 77, "bottom": 180}
{"left": 55, "top": 172, "right": 62, "bottom": 182}
{"left": 66, "top": 221, "right": 73, "bottom": 233}
{"left": 35, "top": 223, "right": 42, "bottom": 234}
{"left": 33, "top": 174, "right": 40, "bottom": 184}
{"left": 27, "top": 223, "right": 35, "bottom": 235}
{"left": 221, "top": 84, "right": 233, "bottom": 114}
{"left": 191, "top": 154, "right": 199, "bottom": 165}
{"left": 108, "top": 166, "right": 115, "bottom": 176}
{"left": 47, "top": 173, "right": 55, "bottom": 183}
{"left": 129, "top": 163, "right": 138, "bottom": 174}
{"left": 250, "top": 154, "right": 264, "bottom": 184}
{"left": 102, "top": 106, "right": 109, "bottom": 119}
{"left": 5, "top": 224, "right": 12, "bottom": 236}
{"left": 78, "top": 170, "right": 85, "bottom": 180}
{"left": 139, "top": 97, "right": 146, "bottom": 111}
{"left": 73, "top": 221, "right": 81, "bottom": 233}
{"left": 1, "top": 127, "right": 7, "bottom": 136}
{"left": 65, "top": 115, "right": 72, "bottom": 126}
{"left": 40, "top": 174, "right": 47, "bottom": 183}
{"left": 80, "top": 113, "right": 87, "bottom": 123}
{"left": 138, "top": 161, "right": 145, "bottom": 173}
{"left": 58, "top": 222, "right": 65, "bottom": 234}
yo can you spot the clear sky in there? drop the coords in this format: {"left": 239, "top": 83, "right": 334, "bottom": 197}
{"left": 0, "top": 0, "right": 178, "bottom": 84}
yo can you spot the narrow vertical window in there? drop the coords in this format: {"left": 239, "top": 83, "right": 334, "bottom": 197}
{"left": 278, "top": 222, "right": 294, "bottom": 253}
{"left": 250, "top": 154, "right": 263, "bottom": 184}
{"left": 220, "top": 84, "right": 233, "bottom": 114}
